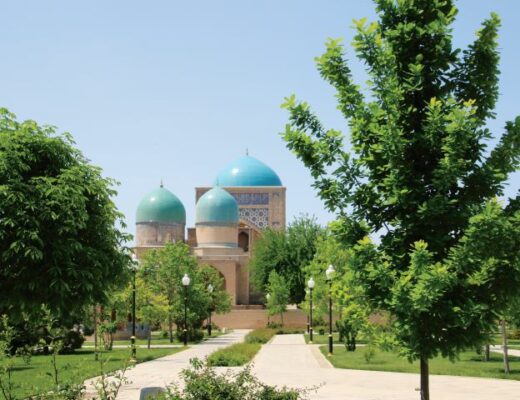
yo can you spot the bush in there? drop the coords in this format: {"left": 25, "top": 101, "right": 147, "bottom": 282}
{"left": 175, "top": 328, "right": 204, "bottom": 343}
{"left": 245, "top": 328, "right": 276, "bottom": 344}
{"left": 275, "top": 328, "right": 305, "bottom": 335}
{"left": 207, "top": 343, "right": 261, "bottom": 366}
{"left": 60, "top": 330, "right": 85, "bottom": 353}
{"left": 162, "top": 358, "right": 314, "bottom": 399}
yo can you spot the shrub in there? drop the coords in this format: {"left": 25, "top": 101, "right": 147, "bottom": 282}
{"left": 207, "top": 343, "right": 261, "bottom": 366}
{"left": 275, "top": 328, "right": 305, "bottom": 335}
{"left": 175, "top": 328, "right": 204, "bottom": 343}
{"left": 245, "top": 328, "right": 276, "bottom": 344}
{"left": 162, "top": 358, "right": 315, "bottom": 399}
{"left": 60, "top": 330, "right": 85, "bottom": 353}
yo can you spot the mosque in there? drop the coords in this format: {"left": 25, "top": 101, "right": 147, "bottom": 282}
{"left": 134, "top": 154, "right": 286, "bottom": 306}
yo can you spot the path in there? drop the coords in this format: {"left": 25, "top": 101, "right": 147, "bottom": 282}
{"left": 491, "top": 344, "right": 520, "bottom": 357}
{"left": 84, "top": 329, "right": 250, "bottom": 400}
{"left": 252, "top": 334, "right": 520, "bottom": 400}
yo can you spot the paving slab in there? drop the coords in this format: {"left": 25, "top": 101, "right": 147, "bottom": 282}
{"left": 84, "top": 329, "right": 250, "bottom": 400}
{"left": 252, "top": 334, "right": 520, "bottom": 400}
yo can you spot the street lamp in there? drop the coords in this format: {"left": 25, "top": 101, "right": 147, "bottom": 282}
{"left": 307, "top": 277, "right": 315, "bottom": 343}
{"left": 207, "top": 283, "right": 214, "bottom": 337}
{"left": 305, "top": 289, "right": 310, "bottom": 334}
{"left": 266, "top": 293, "right": 271, "bottom": 326}
{"left": 181, "top": 274, "right": 190, "bottom": 346}
{"left": 326, "top": 264, "right": 335, "bottom": 356}
{"left": 130, "top": 253, "right": 139, "bottom": 361}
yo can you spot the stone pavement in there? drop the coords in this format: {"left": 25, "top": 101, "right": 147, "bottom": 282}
{"left": 84, "top": 329, "right": 250, "bottom": 400}
{"left": 251, "top": 334, "right": 520, "bottom": 400}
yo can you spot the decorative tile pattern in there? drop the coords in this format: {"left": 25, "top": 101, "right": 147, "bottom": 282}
{"left": 232, "top": 193, "right": 269, "bottom": 205}
{"left": 239, "top": 207, "right": 269, "bottom": 229}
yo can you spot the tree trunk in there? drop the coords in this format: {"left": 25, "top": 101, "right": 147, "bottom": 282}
{"left": 501, "top": 319, "right": 510, "bottom": 374}
{"left": 420, "top": 356, "right": 430, "bottom": 400}
{"left": 93, "top": 305, "right": 98, "bottom": 361}
{"left": 280, "top": 311, "right": 284, "bottom": 327}
{"left": 148, "top": 327, "right": 152, "bottom": 349}
{"left": 484, "top": 344, "right": 490, "bottom": 362}
{"left": 168, "top": 314, "right": 173, "bottom": 343}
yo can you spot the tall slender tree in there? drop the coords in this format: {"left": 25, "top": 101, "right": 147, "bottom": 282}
{"left": 282, "top": 1, "right": 520, "bottom": 399}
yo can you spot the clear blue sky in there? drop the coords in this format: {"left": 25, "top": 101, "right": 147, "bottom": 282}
{"left": 1, "top": 1, "right": 519, "bottom": 238}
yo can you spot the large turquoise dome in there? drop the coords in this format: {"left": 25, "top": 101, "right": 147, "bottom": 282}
{"left": 196, "top": 186, "right": 239, "bottom": 224}
{"left": 215, "top": 155, "right": 282, "bottom": 187}
{"left": 136, "top": 186, "right": 186, "bottom": 224}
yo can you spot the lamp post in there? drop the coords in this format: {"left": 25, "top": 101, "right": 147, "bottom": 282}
{"left": 305, "top": 289, "right": 310, "bottom": 334}
{"left": 326, "top": 264, "right": 335, "bottom": 356}
{"left": 307, "top": 277, "right": 315, "bottom": 343}
{"left": 207, "top": 283, "right": 214, "bottom": 337}
{"left": 266, "top": 293, "right": 271, "bottom": 326}
{"left": 130, "top": 254, "right": 139, "bottom": 361}
{"left": 181, "top": 274, "right": 190, "bottom": 346}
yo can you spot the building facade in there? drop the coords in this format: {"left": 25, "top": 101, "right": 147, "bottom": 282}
{"left": 134, "top": 154, "right": 286, "bottom": 306}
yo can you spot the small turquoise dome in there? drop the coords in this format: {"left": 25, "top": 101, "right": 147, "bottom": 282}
{"left": 136, "top": 186, "right": 186, "bottom": 224}
{"left": 215, "top": 155, "right": 282, "bottom": 187}
{"left": 196, "top": 186, "right": 239, "bottom": 224}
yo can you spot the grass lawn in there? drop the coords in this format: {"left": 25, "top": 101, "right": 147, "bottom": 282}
{"left": 2, "top": 347, "right": 185, "bottom": 398}
{"left": 304, "top": 332, "right": 367, "bottom": 345}
{"left": 321, "top": 346, "right": 520, "bottom": 380}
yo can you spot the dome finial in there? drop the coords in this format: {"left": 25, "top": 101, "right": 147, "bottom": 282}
{"left": 160, "top": 179, "right": 164, "bottom": 188}
{"left": 246, "top": 148, "right": 249, "bottom": 156}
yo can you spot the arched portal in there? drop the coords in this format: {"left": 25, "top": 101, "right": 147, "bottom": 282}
{"left": 238, "top": 231, "right": 249, "bottom": 251}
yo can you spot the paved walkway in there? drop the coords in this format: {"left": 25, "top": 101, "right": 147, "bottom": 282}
{"left": 84, "top": 329, "right": 250, "bottom": 400}
{"left": 491, "top": 344, "right": 520, "bottom": 357}
{"left": 251, "top": 334, "right": 520, "bottom": 400}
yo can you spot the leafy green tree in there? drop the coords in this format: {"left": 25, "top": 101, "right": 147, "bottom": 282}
{"left": 0, "top": 109, "right": 131, "bottom": 325}
{"left": 282, "top": 2, "right": 520, "bottom": 398}
{"left": 304, "top": 233, "right": 370, "bottom": 351}
{"left": 250, "top": 215, "right": 324, "bottom": 304}
{"left": 142, "top": 243, "right": 230, "bottom": 342}
{"left": 266, "top": 271, "right": 290, "bottom": 326}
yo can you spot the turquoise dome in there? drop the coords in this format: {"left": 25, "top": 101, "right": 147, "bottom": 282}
{"left": 215, "top": 155, "right": 282, "bottom": 187}
{"left": 136, "top": 186, "right": 186, "bottom": 224}
{"left": 196, "top": 186, "right": 239, "bottom": 224}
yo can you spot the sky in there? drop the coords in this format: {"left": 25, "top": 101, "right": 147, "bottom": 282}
{"left": 1, "top": 1, "right": 519, "bottom": 240}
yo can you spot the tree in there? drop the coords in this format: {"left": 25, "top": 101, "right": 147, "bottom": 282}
{"left": 250, "top": 215, "right": 324, "bottom": 304}
{"left": 282, "top": 2, "right": 520, "bottom": 399}
{"left": 0, "top": 109, "right": 131, "bottom": 325}
{"left": 141, "top": 243, "right": 230, "bottom": 342}
{"left": 266, "top": 271, "right": 290, "bottom": 326}
{"left": 304, "top": 232, "right": 370, "bottom": 351}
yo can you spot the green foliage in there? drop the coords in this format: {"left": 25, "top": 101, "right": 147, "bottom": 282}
{"left": 141, "top": 243, "right": 231, "bottom": 339}
{"left": 303, "top": 234, "right": 371, "bottom": 352}
{"left": 282, "top": 0, "right": 520, "bottom": 373}
{"left": 162, "top": 358, "right": 312, "bottom": 399}
{"left": 266, "top": 272, "right": 290, "bottom": 326}
{"left": 207, "top": 343, "right": 261, "bottom": 367}
{"left": 0, "top": 109, "right": 131, "bottom": 325}
{"left": 250, "top": 216, "right": 324, "bottom": 304}
{"left": 245, "top": 329, "right": 276, "bottom": 344}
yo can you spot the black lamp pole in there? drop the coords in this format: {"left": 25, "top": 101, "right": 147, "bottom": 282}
{"left": 130, "top": 254, "right": 138, "bottom": 361}
{"left": 309, "top": 287, "right": 314, "bottom": 343}
{"left": 183, "top": 285, "right": 188, "bottom": 346}
{"left": 328, "top": 279, "right": 333, "bottom": 356}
